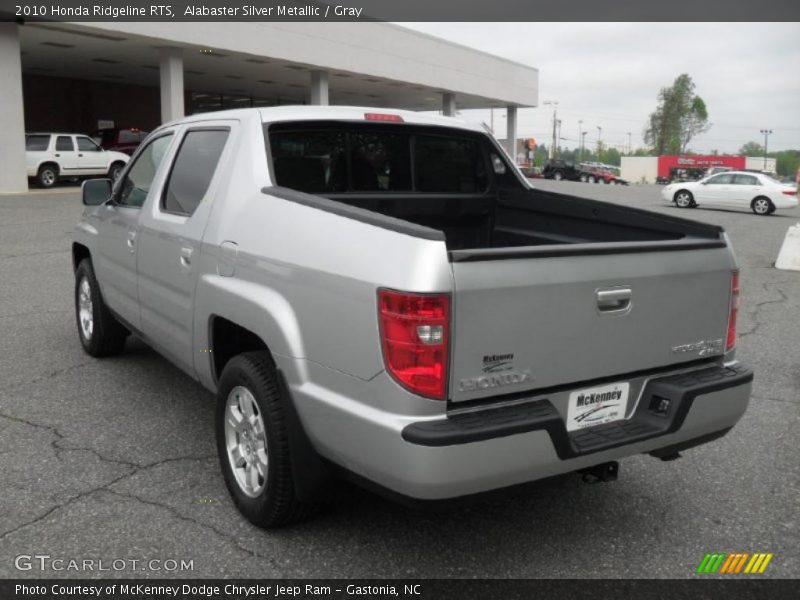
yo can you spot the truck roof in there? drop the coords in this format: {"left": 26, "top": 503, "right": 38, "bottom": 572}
{"left": 163, "top": 106, "right": 486, "bottom": 134}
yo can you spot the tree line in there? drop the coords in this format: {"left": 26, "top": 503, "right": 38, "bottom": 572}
{"left": 539, "top": 74, "right": 798, "bottom": 176}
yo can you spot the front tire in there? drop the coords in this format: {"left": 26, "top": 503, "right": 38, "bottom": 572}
{"left": 108, "top": 161, "right": 125, "bottom": 182}
{"left": 587, "top": 175, "right": 596, "bottom": 184}
{"left": 674, "top": 190, "right": 695, "bottom": 208}
{"left": 553, "top": 171, "right": 563, "bottom": 181}
{"left": 37, "top": 164, "right": 58, "bottom": 188}
{"left": 216, "top": 352, "right": 316, "bottom": 528}
{"left": 751, "top": 196, "right": 774, "bottom": 216}
{"left": 75, "top": 259, "right": 128, "bottom": 356}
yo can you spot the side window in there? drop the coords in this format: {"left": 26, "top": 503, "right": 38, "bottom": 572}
{"left": 55, "top": 136, "right": 74, "bottom": 152}
{"left": 25, "top": 135, "right": 50, "bottom": 151}
{"left": 733, "top": 174, "right": 758, "bottom": 185}
{"left": 77, "top": 136, "right": 102, "bottom": 152}
{"left": 415, "top": 135, "right": 488, "bottom": 193}
{"left": 706, "top": 174, "right": 734, "bottom": 185}
{"left": 162, "top": 129, "right": 229, "bottom": 216}
{"left": 117, "top": 134, "right": 174, "bottom": 208}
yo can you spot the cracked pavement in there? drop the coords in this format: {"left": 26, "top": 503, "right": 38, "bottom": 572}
{"left": 0, "top": 183, "right": 797, "bottom": 579}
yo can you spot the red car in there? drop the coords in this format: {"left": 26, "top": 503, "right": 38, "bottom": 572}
{"left": 90, "top": 128, "right": 149, "bottom": 156}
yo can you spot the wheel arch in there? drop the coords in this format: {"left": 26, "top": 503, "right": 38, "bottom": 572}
{"left": 209, "top": 315, "right": 271, "bottom": 382}
{"left": 38, "top": 161, "right": 59, "bottom": 175}
{"left": 673, "top": 188, "right": 693, "bottom": 200}
{"left": 72, "top": 242, "right": 91, "bottom": 272}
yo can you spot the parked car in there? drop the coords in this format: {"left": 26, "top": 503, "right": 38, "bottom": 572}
{"left": 26, "top": 133, "right": 129, "bottom": 188}
{"left": 518, "top": 165, "right": 543, "bottom": 179}
{"left": 542, "top": 159, "right": 579, "bottom": 181}
{"left": 73, "top": 107, "right": 752, "bottom": 527}
{"left": 90, "top": 127, "right": 149, "bottom": 155}
{"left": 663, "top": 171, "right": 798, "bottom": 215}
{"left": 655, "top": 176, "right": 671, "bottom": 185}
{"left": 579, "top": 165, "right": 628, "bottom": 185}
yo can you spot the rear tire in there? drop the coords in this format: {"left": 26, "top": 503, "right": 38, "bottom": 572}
{"left": 751, "top": 196, "right": 774, "bottom": 216}
{"left": 37, "top": 164, "right": 58, "bottom": 188}
{"left": 674, "top": 190, "right": 695, "bottom": 208}
{"left": 587, "top": 175, "right": 596, "bottom": 184}
{"left": 75, "top": 259, "right": 129, "bottom": 357}
{"left": 579, "top": 174, "right": 588, "bottom": 183}
{"left": 216, "top": 351, "right": 318, "bottom": 528}
{"left": 553, "top": 171, "right": 563, "bottom": 181}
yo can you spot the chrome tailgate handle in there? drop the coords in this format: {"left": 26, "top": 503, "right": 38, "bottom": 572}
{"left": 596, "top": 287, "right": 632, "bottom": 314}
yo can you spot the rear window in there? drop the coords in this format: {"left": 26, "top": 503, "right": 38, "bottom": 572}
{"left": 415, "top": 135, "right": 486, "bottom": 193}
{"left": 26, "top": 135, "right": 50, "bottom": 151}
{"left": 268, "top": 123, "right": 489, "bottom": 195}
{"left": 119, "top": 130, "right": 148, "bottom": 143}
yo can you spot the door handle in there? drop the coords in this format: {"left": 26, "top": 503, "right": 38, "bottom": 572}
{"left": 180, "top": 247, "right": 194, "bottom": 268}
{"left": 596, "top": 288, "right": 632, "bottom": 315}
{"left": 126, "top": 231, "right": 136, "bottom": 253}
{"left": 78, "top": 153, "right": 84, "bottom": 157}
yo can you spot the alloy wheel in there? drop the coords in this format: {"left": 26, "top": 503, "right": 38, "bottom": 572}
{"left": 224, "top": 386, "right": 269, "bottom": 498}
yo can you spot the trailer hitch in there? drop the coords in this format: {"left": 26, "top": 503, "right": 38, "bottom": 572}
{"left": 579, "top": 461, "right": 619, "bottom": 483}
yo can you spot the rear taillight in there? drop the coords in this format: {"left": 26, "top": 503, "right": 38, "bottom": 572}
{"left": 782, "top": 189, "right": 797, "bottom": 196}
{"left": 378, "top": 289, "right": 450, "bottom": 400}
{"left": 726, "top": 271, "right": 740, "bottom": 352}
{"left": 364, "top": 112, "right": 404, "bottom": 123}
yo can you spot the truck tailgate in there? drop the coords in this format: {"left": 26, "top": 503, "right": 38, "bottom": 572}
{"left": 448, "top": 245, "right": 734, "bottom": 403}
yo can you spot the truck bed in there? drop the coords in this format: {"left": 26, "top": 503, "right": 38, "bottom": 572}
{"left": 280, "top": 186, "right": 724, "bottom": 255}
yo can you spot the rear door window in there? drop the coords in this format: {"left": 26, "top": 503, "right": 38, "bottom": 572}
{"left": 706, "top": 174, "right": 734, "bottom": 185}
{"left": 733, "top": 174, "right": 758, "bottom": 185}
{"left": 55, "top": 136, "right": 74, "bottom": 152}
{"left": 162, "top": 129, "right": 230, "bottom": 216}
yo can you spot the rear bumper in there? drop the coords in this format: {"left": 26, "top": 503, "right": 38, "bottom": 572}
{"left": 291, "top": 361, "right": 752, "bottom": 501}
{"left": 402, "top": 364, "right": 751, "bottom": 457}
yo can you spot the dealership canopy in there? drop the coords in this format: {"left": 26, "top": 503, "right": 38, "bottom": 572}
{"left": 0, "top": 21, "right": 539, "bottom": 192}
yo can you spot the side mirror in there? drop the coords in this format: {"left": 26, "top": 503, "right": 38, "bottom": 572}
{"left": 82, "top": 178, "right": 112, "bottom": 206}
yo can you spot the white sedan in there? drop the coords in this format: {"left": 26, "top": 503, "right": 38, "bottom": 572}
{"left": 662, "top": 171, "right": 798, "bottom": 216}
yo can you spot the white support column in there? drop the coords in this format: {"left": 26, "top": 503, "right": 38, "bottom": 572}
{"left": 0, "top": 23, "right": 29, "bottom": 193}
{"left": 159, "top": 47, "right": 184, "bottom": 123}
{"left": 309, "top": 70, "right": 329, "bottom": 105}
{"left": 506, "top": 105, "right": 518, "bottom": 161}
{"left": 442, "top": 92, "right": 456, "bottom": 117}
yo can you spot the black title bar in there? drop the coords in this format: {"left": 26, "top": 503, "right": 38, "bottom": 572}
{"left": 1, "top": 0, "right": 798, "bottom": 22}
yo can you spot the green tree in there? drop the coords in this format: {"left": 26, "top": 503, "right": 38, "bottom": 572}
{"left": 739, "top": 141, "right": 765, "bottom": 156}
{"left": 533, "top": 144, "right": 549, "bottom": 167}
{"left": 774, "top": 150, "right": 800, "bottom": 177}
{"left": 644, "top": 74, "right": 710, "bottom": 155}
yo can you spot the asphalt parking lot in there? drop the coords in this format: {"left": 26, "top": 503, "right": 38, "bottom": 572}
{"left": 0, "top": 181, "right": 798, "bottom": 579}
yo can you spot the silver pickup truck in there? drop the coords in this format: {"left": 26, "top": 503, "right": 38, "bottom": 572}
{"left": 73, "top": 106, "right": 752, "bottom": 527}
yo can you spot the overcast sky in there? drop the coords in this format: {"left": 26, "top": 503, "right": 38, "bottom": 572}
{"left": 402, "top": 23, "right": 800, "bottom": 154}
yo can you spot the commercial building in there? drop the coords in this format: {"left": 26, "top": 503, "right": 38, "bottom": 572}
{"left": 0, "top": 21, "right": 539, "bottom": 192}
{"left": 622, "top": 155, "right": 777, "bottom": 184}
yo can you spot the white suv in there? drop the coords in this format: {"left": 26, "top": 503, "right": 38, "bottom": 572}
{"left": 26, "top": 133, "right": 130, "bottom": 188}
